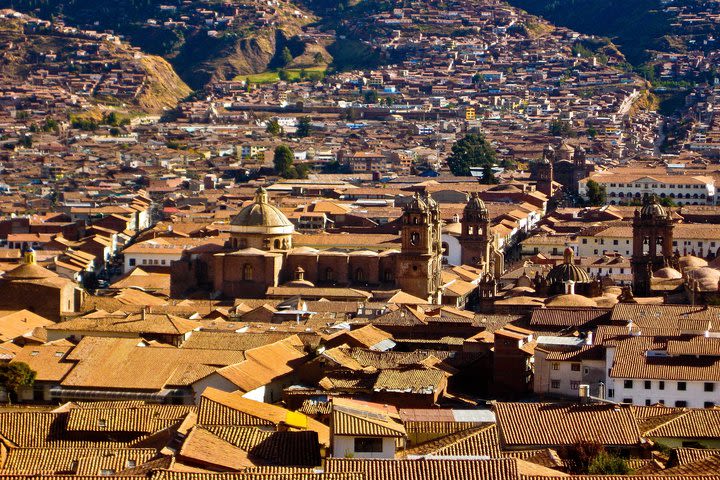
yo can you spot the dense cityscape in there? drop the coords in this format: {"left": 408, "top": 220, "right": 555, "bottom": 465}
{"left": 0, "top": 0, "right": 719, "bottom": 478}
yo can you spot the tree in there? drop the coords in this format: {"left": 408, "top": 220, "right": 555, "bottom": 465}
{"left": 549, "top": 119, "right": 576, "bottom": 137}
{"left": 481, "top": 163, "right": 498, "bottom": 184}
{"left": 364, "top": 90, "right": 379, "bottom": 104}
{"left": 0, "top": 362, "right": 36, "bottom": 404}
{"left": 273, "top": 145, "right": 295, "bottom": 177}
{"left": 278, "top": 69, "right": 290, "bottom": 82}
{"left": 313, "top": 52, "right": 324, "bottom": 65}
{"left": 266, "top": 119, "right": 282, "bottom": 136}
{"left": 280, "top": 46, "right": 293, "bottom": 67}
{"left": 446, "top": 133, "right": 497, "bottom": 176}
{"left": 586, "top": 179, "right": 607, "bottom": 206}
{"left": 559, "top": 441, "right": 605, "bottom": 474}
{"left": 659, "top": 197, "right": 675, "bottom": 207}
{"left": 588, "top": 452, "right": 632, "bottom": 475}
{"left": 296, "top": 116, "right": 311, "bottom": 137}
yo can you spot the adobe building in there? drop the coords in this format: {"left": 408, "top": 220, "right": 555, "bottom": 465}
{"left": 0, "top": 248, "right": 83, "bottom": 321}
{"left": 172, "top": 188, "right": 454, "bottom": 303}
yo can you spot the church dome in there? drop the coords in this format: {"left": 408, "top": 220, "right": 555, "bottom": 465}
{"left": 545, "top": 293, "right": 598, "bottom": 308}
{"left": 687, "top": 267, "right": 720, "bottom": 291}
{"left": 547, "top": 248, "right": 591, "bottom": 285}
{"left": 653, "top": 267, "right": 682, "bottom": 279}
{"left": 405, "top": 193, "right": 429, "bottom": 212}
{"left": 559, "top": 141, "right": 575, "bottom": 153}
{"left": 465, "top": 192, "right": 487, "bottom": 213}
{"left": 229, "top": 187, "right": 294, "bottom": 234}
{"left": 679, "top": 255, "right": 708, "bottom": 270}
{"left": 639, "top": 195, "right": 667, "bottom": 218}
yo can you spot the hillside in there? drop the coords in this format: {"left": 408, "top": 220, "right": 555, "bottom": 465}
{"left": 0, "top": 11, "right": 190, "bottom": 113}
{"left": 506, "top": 0, "right": 672, "bottom": 66}
{"left": 0, "top": 0, "right": 326, "bottom": 89}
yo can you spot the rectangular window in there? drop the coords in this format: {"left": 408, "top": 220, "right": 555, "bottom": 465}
{"left": 129, "top": 258, "right": 136, "bottom": 266}
{"left": 552, "top": 363, "right": 559, "bottom": 371}
{"left": 624, "top": 380, "right": 633, "bottom": 389}
{"left": 582, "top": 239, "right": 587, "bottom": 244}
{"left": 613, "top": 240, "right": 618, "bottom": 245}
{"left": 645, "top": 399, "right": 651, "bottom": 406}
{"left": 571, "top": 363, "right": 580, "bottom": 372}
{"left": 354, "top": 437, "right": 383, "bottom": 453}
{"left": 551, "top": 380, "right": 560, "bottom": 389}
{"left": 623, "top": 398, "right": 633, "bottom": 404}
{"left": 675, "top": 401, "right": 687, "bottom": 407}
{"left": 678, "top": 382, "right": 687, "bottom": 391}
{"left": 644, "top": 380, "right": 651, "bottom": 390}
{"left": 705, "top": 382, "right": 715, "bottom": 392}
{"left": 705, "top": 402, "right": 715, "bottom": 408}
{"left": 100, "top": 470, "right": 115, "bottom": 476}
{"left": 659, "top": 381, "right": 665, "bottom": 390}
{"left": 570, "top": 381, "right": 580, "bottom": 390}
{"left": 608, "top": 388, "right": 614, "bottom": 398}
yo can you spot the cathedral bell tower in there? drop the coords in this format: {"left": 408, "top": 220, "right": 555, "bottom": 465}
{"left": 459, "top": 192, "right": 492, "bottom": 272}
{"left": 395, "top": 193, "right": 443, "bottom": 303}
{"left": 631, "top": 194, "right": 675, "bottom": 296}
{"left": 535, "top": 145, "right": 555, "bottom": 198}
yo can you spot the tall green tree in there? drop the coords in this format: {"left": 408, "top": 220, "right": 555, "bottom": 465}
{"left": 364, "top": 90, "right": 379, "bottom": 104}
{"left": 446, "top": 133, "right": 497, "bottom": 176}
{"left": 273, "top": 145, "right": 295, "bottom": 177}
{"left": 296, "top": 117, "right": 311, "bottom": 137}
{"left": 280, "top": 47, "right": 293, "bottom": 67}
{"left": 481, "top": 163, "right": 499, "bottom": 184}
{"left": 266, "top": 119, "right": 282, "bottom": 136}
{"left": 586, "top": 179, "right": 607, "bottom": 206}
{"left": 0, "top": 362, "right": 36, "bottom": 404}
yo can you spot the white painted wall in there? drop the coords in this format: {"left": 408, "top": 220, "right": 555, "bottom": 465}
{"left": 332, "top": 436, "right": 395, "bottom": 459}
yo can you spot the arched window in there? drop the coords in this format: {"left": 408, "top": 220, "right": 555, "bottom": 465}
{"left": 410, "top": 232, "right": 420, "bottom": 246}
{"left": 384, "top": 269, "right": 394, "bottom": 282}
{"left": 325, "top": 267, "right": 334, "bottom": 282}
{"left": 413, "top": 217, "right": 419, "bottom": 225}
{"left": 274, "top": 239, "right": 281, "bottom": 249}
{"left": 441, "top": 242, "right": 449, "bottom": 253}
{"left": 239, "top": 238, "right": 248, "bottom": 248}
{"left": 354, "top": 268, "right": 365, "bottom": 282}
{"left": 243, "top": 264, "right": 253, "bottom": 281}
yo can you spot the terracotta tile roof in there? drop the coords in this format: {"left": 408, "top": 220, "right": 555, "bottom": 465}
{"left": 214, "top": 336, "right": 307, "bottom": 393}
{"left": 11, "top": 344, "right": 74, "bottom": 382}
{"left": 181, "top": 332, "right": 296, "bottom": 351}
{"left": 47, "top": 312, "right": 202, "bottom": 336}
{"left": 152, "top": 472, "right": 361, "bottom": 480}
{"left": 494, "top": 403, "right": 642, "bottom": 448}
{"left": 529, "top": 308, "right": 609, "bottom": 327}
{"left": 197, "top": 388, "right": 329, "bottom": 446}
{"left": 373, "top": 368, "right": 447, "bottom": 395}
{"left": 403, "top": 425, "right": 500, "bottom": 458}
{"left": 660, "top": 456, "right": 720, "bottom": 476}
{"left": 1, "top": 447, "right": 156, "bottom": 474}
{"left": 674, "top": 448, "right": 720, "bottom": 465}
{"left": 501, "top": 449, "right": 564, "bottom": 469}
{"left": 332, "top": 401, "right": 405, "bottom": 438}
{"left": 644, "top": 409, "right": 720, "bottom": 439}
{"left": 206, "top": 426, "right": 321, "bottom": 467}
{"left": 178, "top": 426, "right": 255, "bottom": 471}
{"left": 610, "top": 335, "right": 720, "bottom": 382}
{"left": 324, "top": 458, "right": 520, "bottom": 480}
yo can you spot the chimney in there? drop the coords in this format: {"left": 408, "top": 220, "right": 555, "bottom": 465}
{"left": 141, "top": 307, "right": 146, "bottom": 321}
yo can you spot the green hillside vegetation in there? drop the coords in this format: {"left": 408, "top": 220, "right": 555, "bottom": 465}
{"left": 507, "top": 0, "right": 671, "bottom": 66}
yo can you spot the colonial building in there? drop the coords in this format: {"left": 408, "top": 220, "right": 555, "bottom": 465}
{"left": 631, "top": 195, "right": 676, "bottom": 296}
{"left": 171, "top": 188, "right": 446, "bottom": 303}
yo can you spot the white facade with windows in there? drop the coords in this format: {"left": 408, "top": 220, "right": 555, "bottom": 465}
{"left": 605, "top": 346, "right": 719, "bottom": 408}
{"left": 579, "top": 175, "right": 715, "bottom": 206}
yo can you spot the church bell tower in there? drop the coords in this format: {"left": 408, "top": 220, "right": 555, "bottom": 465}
{"left": 395, "top": 193, "right": 443, "bottom": 303}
